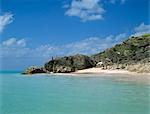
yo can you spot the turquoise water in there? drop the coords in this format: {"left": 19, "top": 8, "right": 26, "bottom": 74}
{"left": 0, "top": 72, "right": 149, "bottom": 114}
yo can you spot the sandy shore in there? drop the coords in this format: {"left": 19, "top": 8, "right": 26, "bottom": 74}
{"left": 75, "top": 68, "right": 129, "bottom": 74}
{"left": 74, "top": 68, "right": 150, "bottom": 76}
{"left": 48, "top": 68, "right": 150, "bottom": 77}
{"left": 24, "top": 68, "right": 150, "bottom": 77}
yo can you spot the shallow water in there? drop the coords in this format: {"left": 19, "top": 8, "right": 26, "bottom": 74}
{"left": 0, "top": 72, "right": 149, "bottom": 114}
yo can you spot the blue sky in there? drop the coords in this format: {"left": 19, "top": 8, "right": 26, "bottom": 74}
{"left": 0, "top": 0, "right": 149, "bottom": 70}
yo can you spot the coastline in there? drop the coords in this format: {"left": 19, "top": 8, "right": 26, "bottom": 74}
{"left": 24, "top": 68, "right": 150, "bottom": 77}
{"left": 23, "top": 35, "right": 150, "bottom": 76}
{"left": 75, "top": 68, "right": 130, "bottom": 74}
{"left": 73, "top": 68, "right": 150, "bottom": 76}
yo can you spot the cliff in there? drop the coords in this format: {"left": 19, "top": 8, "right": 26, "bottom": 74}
{"left": 44, "top": 54, "right": 96, "bottom": 73}
{"left": 23, "top": 54, "right": 96, "bottom": 74}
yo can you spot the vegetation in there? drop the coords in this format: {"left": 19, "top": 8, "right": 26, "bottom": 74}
{"left": 92, "top": 34, "right": 150, "bottom": 72}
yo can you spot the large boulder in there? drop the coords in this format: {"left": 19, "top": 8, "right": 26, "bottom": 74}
{"left": 44, "top": 54, "right": 96, "bottom": 73}
{"left": 22, "top": 66, "right": 47, "bottom": 74}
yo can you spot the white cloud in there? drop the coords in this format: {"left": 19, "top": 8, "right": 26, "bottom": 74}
{"left": 0, "top": 13, "right": 13, "bottom": 33}
{"left": 0, "top": 33, "right": 127, "bottom": 59}
{"left": 115, "top": 33, "right": 126, "bottom": 42}
{"left": 64, "top": 0, "right": 126, "bottom": 22}
{"left": 2, "top": 38, "right": 16, "bottom": 47}
{"left": 65, "top": 0, "right": 105, "bottom": 22}
{"left": 49, "top": 33, "right": 126, "bottom": 56}
{"left": 2, "top": 38, "right": 26, "bottom": 47}
{"left": 133, "top": 23, "right": 150, "bottom": 36}
{"left": 17, "top": 39, "right": 26, "bottom": 47}
{"left": 2, "top": 22, "right": 150, "bottom": 60}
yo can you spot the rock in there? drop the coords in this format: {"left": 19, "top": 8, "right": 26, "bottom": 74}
{"left": 54, "top": 66, "right": 73, "bottom": 73}
{"left": 22, "top": 66, "right": 47, "bottom": 74}
{"left": 44, "top": 54, "right": 96, "bottom": 73}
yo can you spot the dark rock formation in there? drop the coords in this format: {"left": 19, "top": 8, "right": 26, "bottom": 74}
{"left": 44, "top": 54, "right": 96, "bottom": 73}
{"left": 22, "top": 67, "right": 47, "bottom": 74}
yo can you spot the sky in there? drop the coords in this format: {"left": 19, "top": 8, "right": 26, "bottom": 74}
{"left": 0, "top": 0, "right": 149, "bottom": 71}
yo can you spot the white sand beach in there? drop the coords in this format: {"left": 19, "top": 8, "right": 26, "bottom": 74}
{"left": 46, "top": 68, "right": 150, "bottom": 77}
{"left": 75, "top": 68, "right": 129, "bottom": 74}
{"left": 74, "top": 68, "right": 150, "bottom": 76}
{"left": 24, "top": 68, "right": 150, "bottom": 77}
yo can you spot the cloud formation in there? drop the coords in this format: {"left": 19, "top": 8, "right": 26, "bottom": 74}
{"left": 0, "top": 38, "right": 27, "bottom": 58}
{"left": 65, "top": 0, "right": 126, "bottom": 22}
{"left": 0, "top": 13, "right": 13, "bottom": 33}
{"left": 65, "top": 0, "right": 105, "bottom": 22}
{"left": 2, "top": 38, "right": 26, "bottom": 47}
{"left": 133, "top": 23, "right": 150, "bottom": 36}
{"left": 2, "top": 23, "right": 149, "bottom": 60}
{"left": 0, "top": 33, "right": 127, "bottom": 59}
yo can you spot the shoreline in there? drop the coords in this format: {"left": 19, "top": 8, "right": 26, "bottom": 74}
{"left": 75, "top": 68, "right": 137, "bottom": 75}
{"left": 73, "top": 68, "right": 150, "bottom": 76}
{"left": 25, "top": 68, "right": 150, "bottom": 77}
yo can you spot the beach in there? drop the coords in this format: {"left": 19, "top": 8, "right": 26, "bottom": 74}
{"left": 74, "top": 68, "right": 150, "bottom": 76}
{"left": 23, "top": 67, "right": 150, "bottom": 77}
{"left": 39, "top": 68, "right": 150, "bottom": 77}
{"left": 75, "top": 68, "right": 130, "bottom": 74}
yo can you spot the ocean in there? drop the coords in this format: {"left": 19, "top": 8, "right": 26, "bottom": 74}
{"left": 0, "top": 72, "right": 149, "bottom": 114}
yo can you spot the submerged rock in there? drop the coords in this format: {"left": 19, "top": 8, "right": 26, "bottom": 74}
{"left": 44, "top": 54, "right": 96, "bottom": 73}
{"left": 22, "top": 66, "right": 47, "bottom": 74}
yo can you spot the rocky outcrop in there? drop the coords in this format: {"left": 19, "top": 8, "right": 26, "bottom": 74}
{"left": 22, "top": 67, "right": 47, "bottom": 74}
{"left": 22, "top": 54, "right": 96, "bottom": 74}
{"left": 44, "top": 54, "right": 96, "bottom": 73}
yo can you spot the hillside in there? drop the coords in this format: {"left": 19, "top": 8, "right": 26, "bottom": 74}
{"left": 92, "top": 34, "right": 150, "bottom": 72}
